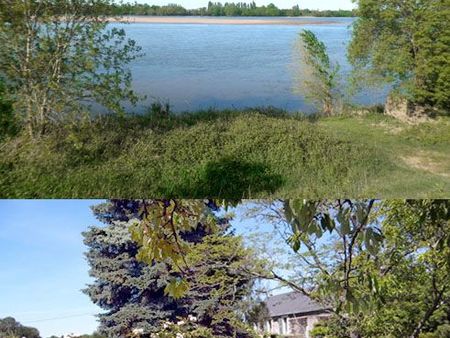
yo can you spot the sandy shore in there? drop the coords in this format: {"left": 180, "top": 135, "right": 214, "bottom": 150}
{"left": 111, "top": 16, "right": 339, "bottom": 25}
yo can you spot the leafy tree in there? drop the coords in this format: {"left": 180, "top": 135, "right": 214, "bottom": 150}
{"left": 349, "top": 0, "right": 450, "bottom": 111}
{"left": 360, "top": 200, "right": 450, "bottom": 338}
{"left": 0, "top": 317, "right": 40, "bottom": 338}
{"left": 294, "top": 30, "right": 342, "bottom": 115}
{"left": 105, "top": 1, "right": 354, "bottom": 17}
{"left": 252, "top": 199, "right": 450, "bottom": 338}
{"left": 0, "top": 0, "right": 141, "bottom": 138}
{"left": 84, "top": 200, "right": 256, "bottom": 338}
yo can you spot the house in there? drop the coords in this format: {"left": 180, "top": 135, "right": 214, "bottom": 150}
{"left": 257, "top": 291, "right": 331, "bottom": 338}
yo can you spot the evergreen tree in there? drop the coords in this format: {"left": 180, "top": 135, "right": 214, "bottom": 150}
{"left": 83, "top": 200, "right": 257, "bottom": 338}
{"left": 83, "top": 219, "right": 180, "bottom": 336}
{"left": 182, "top": 233, "right": 257, "bottom": 337}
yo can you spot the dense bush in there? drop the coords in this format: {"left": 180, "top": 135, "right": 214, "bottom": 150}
{"left": 0, "top": 79, "right": 18, "bottom": 139}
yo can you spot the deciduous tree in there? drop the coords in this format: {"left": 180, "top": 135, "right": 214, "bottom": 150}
{"left": 294, "top": 30, "right": 342, "bottom": 115}
{"left": 0, "top": 317, "right": 40, "bottom": 338}
{"left": 0, "top": 0, "right": 141, "bottom": 137}
{"left": 252, "top": 199, "right": 450, "bottom": 338}
{"left": 349, "top": 0, "right": 450, "bottom": 111}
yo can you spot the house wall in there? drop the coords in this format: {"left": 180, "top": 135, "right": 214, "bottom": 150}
{"left": 262, "top": 313, "right": 330, "bottom": 338}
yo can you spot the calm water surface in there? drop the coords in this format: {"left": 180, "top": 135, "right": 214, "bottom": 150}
{"left": 118, "top": 17, "right": 386, "bottom": 112}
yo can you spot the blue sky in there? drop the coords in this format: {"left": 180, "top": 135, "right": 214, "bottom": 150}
{"left": 131, "top": 0, "right": 356, "bottom": 10}
{"left": 0, "top": 200, "right": 104, "bottom": 338}
{"left": 0, "top": 200, "right": 283, "bottom": 338}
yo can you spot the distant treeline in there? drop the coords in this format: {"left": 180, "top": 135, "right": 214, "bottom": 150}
{"left": 107, "top": 2, "right": 355, "bottom": 17}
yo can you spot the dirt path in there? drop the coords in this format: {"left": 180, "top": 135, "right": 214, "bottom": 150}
{"left": 402, "top": 151, "right": 450, "bottom": 178}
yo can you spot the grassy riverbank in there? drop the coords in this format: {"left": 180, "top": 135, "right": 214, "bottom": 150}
{"left": 1, "top": 108, "right": 449, "bottom": 198}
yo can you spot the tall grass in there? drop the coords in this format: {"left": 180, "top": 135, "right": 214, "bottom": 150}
{"left": 0, "top": 108, "right": 448, "bottom": 198}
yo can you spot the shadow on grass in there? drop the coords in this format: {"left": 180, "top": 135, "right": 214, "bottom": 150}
{"left": 174, "top": 157, "right": 284, "bottom": 198}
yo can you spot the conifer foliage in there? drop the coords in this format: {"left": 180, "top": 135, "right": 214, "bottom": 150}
{"left": 83, "top": 200, "right": 256, "bottom": 338}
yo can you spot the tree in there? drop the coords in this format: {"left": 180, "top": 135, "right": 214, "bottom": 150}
{"left": 0, "top": 317, "right": 40, "bottom": 338}
{"left": 113, "top": 199, "right": 449, "bottom": 338}
{"left": 181, "top": 232, "right": 257, "bottom": 337}
{"left": 251, "top": 199, "right": 450, "bottom": 338}
{"left": 0, "top": 0, "right": 141, "bottom": 138}
{"left": 366, "top": 200, "right": 450, "bottom": 338}
{"left": 83, "top": 221, "right": 179, "bottom": 337}
{"left": 84, "top": 200, "right": 257, "bottom": 338}
{"left": 294, "top": 30, "right": 342, "bottom": 115}
{"left": 291, "top": 5, "right": 301, "bottom": 16}
{"left": 348, "top": 0, "right": 450, "bottom": 111}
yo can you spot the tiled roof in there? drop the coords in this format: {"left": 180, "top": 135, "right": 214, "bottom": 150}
{"left": 265, "top": 291, "right": 328, "bottom": 317}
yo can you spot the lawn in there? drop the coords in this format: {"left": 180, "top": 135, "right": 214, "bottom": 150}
{"left": 0, "top": 108, "right": 449, "bottom": 198}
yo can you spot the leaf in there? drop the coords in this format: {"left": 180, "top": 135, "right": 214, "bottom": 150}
{"left": 288, "top": 234, "right": 301, "bottom": 252}
{"left": 164, "top": 278, "right": 190, "bottom": 299}
{"left": 292, "top": 239, "right": 301, "bottom": 252}
{"left": 320, "top": 213, "right": 335, "bottom": 233}
{"left": 337, "top": 209, "right": 351, "bottom": 235}
{"left": 341, "top": 221, "right": 351, "bottom": 235}
{"left": 364, "top": 228, "right": 379, "bottom": 256}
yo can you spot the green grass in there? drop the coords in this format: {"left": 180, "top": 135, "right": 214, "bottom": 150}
{"left": 0, "top": 108, "right": 449, "bottom": 198}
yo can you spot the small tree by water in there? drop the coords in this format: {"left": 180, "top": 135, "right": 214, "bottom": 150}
{"left": 293, "top": 30, "right": 342, "bottom": 116}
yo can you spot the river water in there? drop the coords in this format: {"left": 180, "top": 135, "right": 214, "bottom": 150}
{"left": 116, "top": 17, "right": 386, "bottom": 112}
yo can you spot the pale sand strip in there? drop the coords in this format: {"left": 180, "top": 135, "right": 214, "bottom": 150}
{"left": 110, "top": 16, "right": 340, "bottom": 25}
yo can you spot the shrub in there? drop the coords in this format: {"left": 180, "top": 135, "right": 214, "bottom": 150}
{"left": 0, "top": 79, "right": 19, "bottom": 139}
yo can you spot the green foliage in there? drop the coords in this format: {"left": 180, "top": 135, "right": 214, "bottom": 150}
{"left": 283, "top": 200, "right": 382, "bottom": 316}
{"left": 0, "top": 317, "right": 40, "bottom": 338}
{"left": 310, "top": 321, "right": 333, "bottom": 338}
{"left": 106, "top": 1, "right": 355, "bottom": 17}
{"left": 294, "top": 30, "right": 342, "bottom": 115}
{"left": 181, "top": 233, "right": 258, "bottom": 337}
{"left": 129, "top": 200, "right": 216, "bottom": 272}
{"left": 0, "top": 0, "right": 142, "bottom": 137}
{"left": 280, "top": 199, "right": 450, "bottom": 338}
{"left": 1, "top": 109, "right": 449, "bottom": 197}
{"left": 85, "top": 200, "right": 257, "bottom": 338}
{"left": 349, "top": 0, "right": 450, "bottom": 110}
{"left": 245, "top": 302, "right": 269, "bottom": 328}
{"left": 419, "top": 324, "right": 450, "bottom": 338}
{"left": 152, "top": 320, "right": 214, "bottom": 338}
{"left": 0, "top": 79, "right": 18, "bottom": 139}
{"left": 83, "top": 211, "right": 180, "bottom": 336}
{"left": 0, "top": 109, "right": 416, "bottom": 198}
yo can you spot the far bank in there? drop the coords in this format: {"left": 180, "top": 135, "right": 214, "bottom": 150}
{"left": 110, "top": 16, "right": 342, "bottom": 25}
